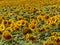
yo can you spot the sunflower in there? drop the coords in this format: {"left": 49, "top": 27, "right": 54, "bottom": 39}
{"left": 25, "top": 34, "right": 37, "bottom": 42}
{"left": 16, "top": 20, "right": 22, "bottom": 27}
{"left": 36, "top": 28, "right": 42, "bottom": 34}
{"left": 51, "top": 5, "right": 58, "bottom": 9}
{"left": 2, "top": 20, "right": 8, "bottom": 26}
{"left": 10, "top": 22, "right": 16, "bottom": 28}
{"left": 51, "top": 15, "right": 58, "bottom": 23}
{"left": 0, "top": 24, "right": 5, "bottom": 31}
{"left": 13, "top": 25, "right": 20, "bottom": 31}
{"left": 56, "top": 37, "right": 60, "bottom": 44}
{"left": 6, "top": 27, "right": 12, "bottom": 32}
{"left": 51, "top": 22, "right": 57, "bottom": 27}
{"left": 23, "top": 20, "right": 28, "bottom": 27}
{"left": 2, "top": 31, "right": 13, "bottom": 41}
{"left": 43, "top": 25, "right": 51, "bottom": 31}
{"left": 51, "top": 32, "right": 58, "bottom": 36}
{"left": 1, "top": 15, "right": 6, "bottom": 20}
{"left": 36, "top": 27, "right": 46, "bottom": 34}
{"left": 29, "top": 23, "right": 36, "bottom": 31}
{"left": 43, "top": 14, "right": 50, "bottom": 20}
{"left": 22, "top": 28, "right": 32, "bottom": 35}
{"left": 18, "top": 20, "right": 28, "bottom": 26}
{"left": 31, "top": 20, "right": 37, "bottom": 25}
{"left": 8, "top": 19, "right": 15, "bottom": 26}
{"left": 8, "top": 12, "right": 13, "bottom": 18}
{"left": 24, "top": 18, "right": 28, "bottom": 21}
{"left": 30, "top": 16, "right": 35, "bottom": 22}
{"left": 49, "top": 36, "right": 57, "bottom": 41}
{"left": 44, "top": 41, "right": 57, "bottom": 45}
{"left": 17, "top": 15, "right": 23, "bottom": 21}
{"left": 46, "top": 18, "right": 52, "bottom": 25}
{"left": 37, "top": 15, "right": 43, "bottom": 23}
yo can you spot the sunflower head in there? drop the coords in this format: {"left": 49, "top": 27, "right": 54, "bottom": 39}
{"left": 26, "top": 34, "right": 37, "bottom": 42}
{"left": 30, "top": 16, "right": 35, "bottom": 22}
{"left": 22, "top": 28, "right": 32, "bottom": 35}
{"left": 0, "top": 24, "right": 5, "bottom": 31}
{"left": 43, "top": 14, "right": 50, "bottom": 20}
{"left": 56, "top": 37, "right": 60, "bottom": 44}
{"left": 36, "top": 28, "right": 41, "bottom": 33}
{"left": 44, "top": 41, "right": 57, "bottom": 45}
{"left": 29, "top": 23, "right": 36, "bottom": 31}
{"left": 6, "top": 27, "right": 12, "bottom": 32}
{"left": 31, "top": 20, "right": 37, "bottom": 25}
{"left": 2, "top": 20, "right": 8, "bottom": 26}
{"left": 16, "top": 20, "right": 22, "bottom": 27}
{"left": 43, "top": 25, "right": 51, "bottom": 31}
{"left": 8, "top": 19, "right": 14, "bottom": 26}
{"left": 17, "top": 15, "right": 23, "bottom": 20}
{"left": 13, "top": 25, "right": 20, "bottom": 31}
{"left": 37, "top": 15, "right": 43, "bottom": 23}
{"left": 50, "top": 36, "right": 57, "bottom": 41}
{"left": 2, "top": 31, "right": 12, "bottom": 41}
{"left": 51, "top": 16, "right": 58, "bottom": 23}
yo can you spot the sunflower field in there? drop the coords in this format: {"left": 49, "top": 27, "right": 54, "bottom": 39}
{"left": 0, "top": 0, "right": 60, "bottom": 45}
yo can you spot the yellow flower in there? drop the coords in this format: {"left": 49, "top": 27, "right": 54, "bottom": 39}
{"left": 50, "top": 36, "right": 57, "bottom": 41}
{"left": 8, "top": 12, "right": 13, "bottom": 18}
{"left": 43, "top": 14, "right": 50, "bottom": 20}
{"left": 26, "top": 34, "right": 37, "bottom": 42}
{"left": 51, "top": 15, "right": 59, "bottom": 23}
{"left": 51, "top": 5, "right": 58, "bottom": 9}
{"left": 36, "top": 28, "right": 42, "bottom": 34}
{"left": 44, "top": 41, "right": 57, "bottom": 45}
{"left": 2, "top": 20, "right": 8, "bottom": 26}
{"left": 13, "top": 25, "right": 20, "bottom": 31}
{"left": 8, "top": 19, "right": 15, "bottom": 26}
{"left": 2, "top": 31, "right": 12, "bottom": 41}
{"left": 37, "top": 15, "right": 43, "bottom": 23}
{"left": 16, "top": 20, "right": 22, "bottom": 27}
{"left": 46, "top": 18, "right": 52, "bottom": 25}
{"left": 1, "top": 15, "right": 6, "bottom": 20}
{"left": 22, "top": 28, "right": 32, "bottom": 35}
{"left": 57, "top": 15, "right": 60, "bottom": 19}
{"left": 6, "top": 27, "right": 12, "bottom": 32}
{"left": 0, "top": 24, "right": 5, "bottom": 31}
{"left": 10, "top": 22, "right": 16, "bottom": 28}
{"left": 29, "top": 23, "right": 36, "bottom": 31}
{"left": 31, "top": 20, "right": 37, "bottom": 25}
{"left": 56, "top": 37, "right": 60, "bottom": 44}
{"left": 51, "top": 22, "right": 57, "bottom": 27}
{"left": 17, "top": 15, "right": 23, "bottom": 20}
{"left": 30, "top": 16, "right": 35, "bottom": 22}
{"left": 51, "top": 32, "right": 59, "bottom": 36}
{"left": 43, "top": 25, "right": 51, "bottom": 31}
{"left": 23, "top": 20, "right": 28, "bottom": 27}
